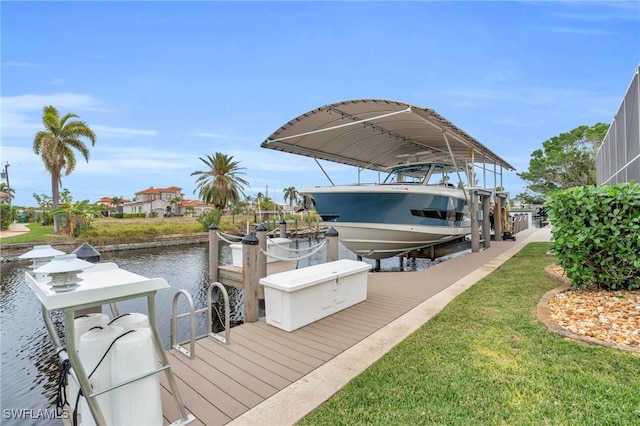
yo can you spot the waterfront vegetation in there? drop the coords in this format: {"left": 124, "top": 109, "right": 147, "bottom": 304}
{"left": 0, "top": 216, "right": 224, "bottom": 245}
{"left": 0, "top": 213, "right": 319, "bottom": 246}
{"left": 298, "top": 243, "right": 640, "bottom": 426}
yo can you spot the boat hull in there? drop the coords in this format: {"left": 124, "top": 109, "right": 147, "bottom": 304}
{"left": 328, "top": 222, "right": 470, "bottom": 259}
{"left": 303, "top": 184, "right": 470, "bottom": 259}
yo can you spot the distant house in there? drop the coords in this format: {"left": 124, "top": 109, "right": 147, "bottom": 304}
{"left": 120, "top": 186, "right": 184, "bottom": 217}
{"left": 117, "top": 186, "right": 215, "bottom": 217}
{"left": 96, "top": 196, "right": 130, "bottom": 216}
{"left": 180, "top": 199, "right": 217, "bottom": 217}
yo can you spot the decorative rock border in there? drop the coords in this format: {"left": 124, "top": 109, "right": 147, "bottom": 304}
{"left": 538, "top": 265, "right": 639, "bottom": 353}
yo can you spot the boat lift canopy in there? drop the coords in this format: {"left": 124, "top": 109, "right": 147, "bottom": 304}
{"left": 261, "top": 99, "right": 515, "bottom": 176}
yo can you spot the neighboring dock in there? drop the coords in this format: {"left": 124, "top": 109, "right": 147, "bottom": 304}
{"left": 161, "top": 226, "right": 552, "bottom": 426}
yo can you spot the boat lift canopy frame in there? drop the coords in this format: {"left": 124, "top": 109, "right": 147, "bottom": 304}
{"left": 261, "top": 99, "right": 515, "bottom": 189}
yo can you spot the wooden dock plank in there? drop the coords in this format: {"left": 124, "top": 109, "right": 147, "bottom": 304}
{"left": 197, "top": 338, "right": 294, "bottom": 388}
{"left": 160, "top": 370, "right": 231, "bottom": 426}
{"left": 234, "top": 322, "right": 336, "bottom": 361}
{"left": 228, "top": 331, "right": 318, "bottom": 374}
{"left": 191, "top": 340, "right": 280, "bottom": 399}
{"left": 161, "top": 386, "right": 204, "bottom": 426}
{"left": 295, "top": 321, "right": 362, "bottom": 346}
{"left": 264, "top": 322, "right": 352, "bottom": 353}
{"left": 338, "top": 299, "right": 409, "bottom": 321}
{"left": 167, "top": 351, "right": 264, "bottom": 411}
{"left": 210, "top": 337, "right": 304, "bottom": 381}
{"left": 165, "top": 354, "right": 248, "bottom": 419}
{"left": 322, "top": 309, "right": 388, "bottom": 331}
{"left": 309, "top": 316, "right": 376, "bottom": 339}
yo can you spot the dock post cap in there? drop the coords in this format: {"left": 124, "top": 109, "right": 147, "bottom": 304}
{"left": 326, "top": 227, "right": 339, "bottom": 237}
{"left": 255, "top": 223, "right": 267, "bottom": 231}
{"left": 208, "top": 224, "right": 218, "bottom": 230}
{"left": 242, "top": 232, "right": 259, "bottom": 245}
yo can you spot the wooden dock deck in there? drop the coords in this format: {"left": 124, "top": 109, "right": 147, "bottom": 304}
{"left": 161, "top": 228, "right": 545, "bottom": 425}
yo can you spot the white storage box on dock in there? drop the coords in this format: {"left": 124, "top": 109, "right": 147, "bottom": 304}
{"left": 260, "top": 259, "right": 370, "bottom": 332}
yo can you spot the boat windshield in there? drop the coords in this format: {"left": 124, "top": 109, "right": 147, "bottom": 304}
{"left": 382, "top": 163, "right": 463, "bottom": 186}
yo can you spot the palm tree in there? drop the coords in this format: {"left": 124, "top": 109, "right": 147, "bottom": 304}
{"left": 111, "top": 196, "right": 123, "bottom": 214}
{"left": 243, "top": 195, "right": 254, "bottom": 213}
{"left": 191, "top": 153, "right": 249, "bottom": 210}
{"left": 283, "top": 186, "right": 298, "bottom": 210}
{"left": 33, "top": 105, "right": 96, "bottom": 233}
{"left": 169, "top": 195, "right": 183, "bottom": 215}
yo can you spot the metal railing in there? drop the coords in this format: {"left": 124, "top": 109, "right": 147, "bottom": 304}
{"left": 170, "top": 282, "right": 230, "bottom": 359}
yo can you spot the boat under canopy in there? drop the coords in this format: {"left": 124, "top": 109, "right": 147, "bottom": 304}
{"left": 261, "top": 99, "right": 515, "bottom": 259}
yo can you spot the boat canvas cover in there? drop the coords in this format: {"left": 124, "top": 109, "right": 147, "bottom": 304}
{"left": 261, "top": 99, "right": 514, "bottom": 172}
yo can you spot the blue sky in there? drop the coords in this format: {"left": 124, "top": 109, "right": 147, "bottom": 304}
{"left": 1, "top": 1, "right": 638, "bottom": 207}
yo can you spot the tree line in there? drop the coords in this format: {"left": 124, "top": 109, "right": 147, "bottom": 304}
{"left": 0, "top": 104, "right": 610, "bottom": 232}
{"left": 1, "top": 105, "right": 303, "bottom": 233}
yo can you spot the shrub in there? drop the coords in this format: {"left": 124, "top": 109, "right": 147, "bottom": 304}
{"left": 196, "top": 209, "right": 222, "bottom": 231}
{"left": 0, "top": 204, "right": 16, "bottom": 230}
{"left": 546, "top": 182, "right": 640, "bottom": 290}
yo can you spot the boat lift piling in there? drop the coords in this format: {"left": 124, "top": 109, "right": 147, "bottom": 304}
{"left": 469, "top": 188, "right": 494, "bottom": 253}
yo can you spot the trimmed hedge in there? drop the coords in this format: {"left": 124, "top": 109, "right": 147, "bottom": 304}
{"left": 547, "top": 182, "right": 640, "bottom": 290}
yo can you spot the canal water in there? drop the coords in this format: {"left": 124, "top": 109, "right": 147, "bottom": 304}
{"left": 0, "top": 238, "right": 440, "bottom": 424}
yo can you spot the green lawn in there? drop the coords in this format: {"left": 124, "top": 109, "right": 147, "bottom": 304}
{"left": 298, "top": 243, "right": 640, "bottom": 426}
{"left": 0, "top": 223, "right": 70, "bottom": 244}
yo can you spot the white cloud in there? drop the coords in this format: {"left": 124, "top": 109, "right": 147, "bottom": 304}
{"left": 1, "top": 92, "right": 158, "bottom": 139}
{"left": 92, "top": 125, "right": 157, "bottom": 138}
{"left": 546, "top": 26, "right": 609, "bottom": 36}
{"left": 1, "top": 93, "right": 103, "bottom": 139}
{"left": 2, "top": 92, "right": 101, "bottom": 111}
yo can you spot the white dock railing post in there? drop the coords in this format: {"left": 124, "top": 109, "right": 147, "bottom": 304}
{"left": 256, "top": 223, "right": 267, "bottom": 300}
{"left": 209, "top": 224, "right": 219, "bottom": 283}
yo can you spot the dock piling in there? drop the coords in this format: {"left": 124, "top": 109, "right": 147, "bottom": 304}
{"left": 482, "top": 195, "right": 491, "bottom": 249}
{"left": 326, "top": 227, "right": 339, "bottom": 262}
{"left": 242, "top": 232, "right": 260, "bottom": 323}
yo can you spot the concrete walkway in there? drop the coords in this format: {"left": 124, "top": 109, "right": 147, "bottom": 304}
{"left": 0, "top": 222, "right": 30, "bottom": 239}
{"left": 229, "top": 226, "right": 553, "bottom": 426}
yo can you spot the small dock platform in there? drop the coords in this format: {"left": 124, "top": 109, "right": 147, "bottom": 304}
{"left": 161, "top": 227, "right": 550, "bottom": 426}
